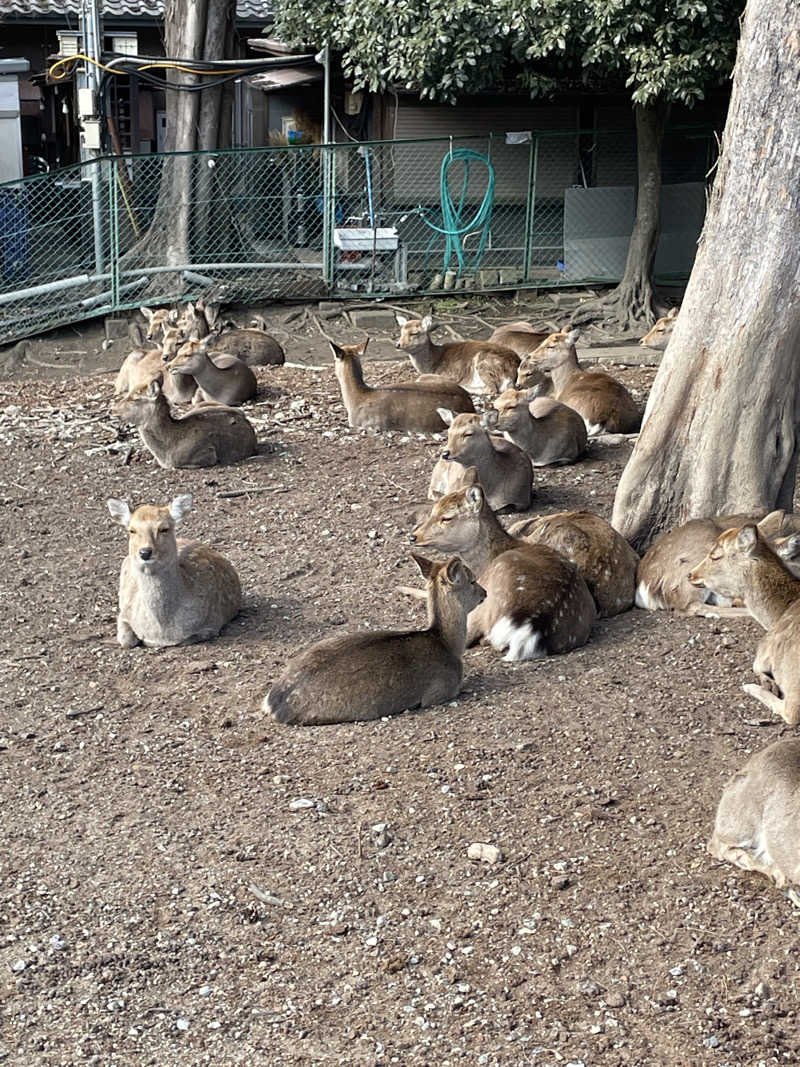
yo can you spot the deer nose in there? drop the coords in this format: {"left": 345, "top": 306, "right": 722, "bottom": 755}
{"left": 409, "top": 534, "right": 417, "bottom": 543}
{"left": 139, "top": 547, "right": 153, "bottom": 560}
{"left": 441, "top": 450, "right": 450, "bottom": 460}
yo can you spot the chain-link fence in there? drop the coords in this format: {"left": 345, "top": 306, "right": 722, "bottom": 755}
{"left": 0, "top": 128, "right": 714, "bottom": 345}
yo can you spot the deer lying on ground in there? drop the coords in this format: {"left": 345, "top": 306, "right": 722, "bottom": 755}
{"left": 535, "top": 329, "right": 642, "bottom": 435}
{"left": 493, "top": 388, "right": 587, "bottom": 466}
{"left": 640, "top": 307, "right": 678, "bottom": 349}
{"left": 395, "top": 314, "right": 519, "bottom": 394}
{"left": 265, "top": 554, "right": 485, "bottom": 725}
{"left": 689, "top": 523, "right": 800, "bottom": 724}
{"left": 115, "top": 326, "right": 196, "bottom": 405}
{"left": 107, "top": 493, "right": 241, "bottom": 648}
{"left": 709, "top": 738, "right": 800, "bottom": 889}
{"left": 169, "top": 339, "right": 258, "bottom": 406}
{"left": 113, "top": 374, "right": 257, "bottom": 468}
{"left": 509, "top": 510, "right": 639, "bottom": 617}
{"left": 514, "top": 356, "right": 553, "bottom": 394}
{"left": 488, "top": 321, "right": 550, "bottom": 358}
{"left": 635, "top": 511, "right": 799, "bottom": 614}
{"left": 331, "top": 339, "right": 474, "bottom": 432}
{"left": 205, "top": 316, "right": 286, "bottom": 368}
{"left": 412, "top": 483, "right": 596, "bottom": 660}
{"left": 428, "top": 411, "right": 533, "bottom": 512}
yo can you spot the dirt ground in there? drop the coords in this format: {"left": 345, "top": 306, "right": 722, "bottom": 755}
{"left": 1, "top": 301, "right": 798, "bottom": 1067}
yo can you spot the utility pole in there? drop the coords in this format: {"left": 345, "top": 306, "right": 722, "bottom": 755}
{"left": 77, "top": 0, "right": 105, "bottom": 274}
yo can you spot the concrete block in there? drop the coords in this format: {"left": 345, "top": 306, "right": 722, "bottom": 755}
{"left": 478, "top": 269, "right": 499, "bottom": 288}
{"left": 499, "top": 268, "right": 521, "bottom": 285}
{"left": 104, "top": 317, "right": 129, "bottom": 341}
{"left": 349, "top": 308, "right": 399, "bottom": 331}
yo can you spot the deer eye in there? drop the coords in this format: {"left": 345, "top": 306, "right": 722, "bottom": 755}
{"left": 710, "top": 550, "right": 723, "bottom": 560}
{"left": 440, "top": 515, "right": 455, "bottom": 523}
{"left": 158, "top": 527, "right": 170, "bottom": 534}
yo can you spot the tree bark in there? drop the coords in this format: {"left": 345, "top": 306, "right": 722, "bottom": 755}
{"left": 612, "top": 0, "right": 800, "bottom": 550}
{"left": 572, "top": 101, "right": 669, "bottom": 332}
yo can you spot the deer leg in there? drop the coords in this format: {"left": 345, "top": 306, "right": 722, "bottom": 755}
{"left": 742, "top": 682, "right": 786, "bottom": 719}
{"left": 117, "top": 617, "right": 140, "bottom": 648}
{"left": 684, "top": 603, "right": 751, "bottom": 619}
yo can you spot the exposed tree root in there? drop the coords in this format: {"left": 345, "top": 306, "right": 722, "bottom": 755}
{"left": 570, "top": 275, "right": 668, "bottom": 334}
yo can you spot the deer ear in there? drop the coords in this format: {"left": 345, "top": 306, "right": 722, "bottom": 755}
{"left": 444, "top": 556, "right": 465, "bottom": 584}
{"left": 459, "top": 465, "right": 480, "bottom": 487}
{"left": 757, "top": 510, "right": 786, "bottom": 537}
{"left": 465, "top": 484, "right": 484, "bottom": 511}
{"left": 437, "top": 408, "right": 455, "bottom": 427}
{"left": 356, "top": 337, "right": 369, "bottom": 355}
{"left": 736, "top": 524, "right": 759, "bottom": 554}
{"left": 481, "top": 409, "right": 499, "bottom": 429}
{"left": 668, "top": 307, "right": 679, "bottom": 319}
{"left": 411, "top": 552, "right": 435, "bottom": 580}
{"left": 565, "top": 327, "right": 581, "bottom": 345}
{"left": 328, "top": 341, "right": 345, "bottom": 360}
{"left": 146, "top": 375, "right": 163, "bottom": 397}
{"left": 167, "top": 308, "right": 180, "bottom": 325}
{"left": 421, "top": 314, "right": 434, "bottom": 332}
{"left": 169, "top": 494, "right": 193, "bottom": 524}
{"left": 140, "top": 306, "right": 154, "bottom": 321}
{"left": 107, "top": 498, "right": 131, "bottom": 527}
{"left": 395, "top": 314, "right": 408, "bottom": 327}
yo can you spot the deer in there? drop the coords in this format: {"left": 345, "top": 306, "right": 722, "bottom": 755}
{"left": 115, "top": 325, "right": 196, "bottom": 405}
{"left": 492, "top": 388, "right": 588, "bottom": 466}
{"left": 635, "top": 510, "right": 799, "bottom": 614}
{"left": 205, "top": 315, "right": 286, "bottom": 368}
{"left": 428, "top": 410, "right": 533, "bottom": 512}
{"left": 411, "top": 483, "right": 596, "bottom": 660}
{"left": 265, "top": 554, "right": 486, "bottom": 725}
{"left": 509, "top": 510, "right": 640, "bottom": 617}
{"left": 640, "top": 307, "right": 678, "bottom": 349}
{"left": 169, "top": 338, "right": 258, "bottom": 406}
{"left": 688, "top": 523, "right": 800, "bottom": 724}
{"left": 331, "top": 339, "right": 474, "bottom": 432}
{"left": 395, "top": 313, "right": 519, "bottom": 395}
{"left": 514, "top": 356, "right": 553, "bottom": 394}
{"left": 488, "top": 321, "right": 550, "bottom": 358}
{"left": 709, "top": 737, "right": 800, "bottom": 889}
{"left": 113, "top": 374, "right": 257, "bottom": 469}
{"left": 107, "top": 493, "right": 241, "bottom": 648}
{"left": 535, "top": 329, "right": 642, "bottom": 435}
{"left": 140, "top": 305, "right": 179, "bottom": 342}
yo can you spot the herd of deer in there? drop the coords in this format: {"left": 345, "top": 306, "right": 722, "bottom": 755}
{"left": 107, "top": 300, "right": 800, "bottom": 894}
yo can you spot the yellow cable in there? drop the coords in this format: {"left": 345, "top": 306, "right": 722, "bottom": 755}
{"left": 48, "top": 53, "right": 248, "bottom": 81}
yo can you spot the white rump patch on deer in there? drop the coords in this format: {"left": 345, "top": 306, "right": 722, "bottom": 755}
{"left": 488, "top": 616, "right": 545, "bottom": 662}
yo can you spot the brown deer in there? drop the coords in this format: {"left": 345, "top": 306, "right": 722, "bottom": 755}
{"left": 509, "top": 510, "right": 639, "bottom": 617}
{"left": 689, "top": 523, "right": 800, "bottom": 724}
{"left": 169, "top": 339, "right": 258, "bottom": 406}
{"left": 395, "top": 313, "right": 519, "bottom": 394}
{"left": 488, "top": 321, "right": 550, "bottom": 358}
{"left": 265, "top": 554, "right": 485, "bottom": 725}
{"left": 635, "top": 510, "right": 797, "bottom": 614}
{"left": 331, "top": 339, "right": 474, "bottom": 432}
{"left": 709, "top": 738, "right": 800, "bottom": 889}
{"left": 107, "top": 493, "right": 241, "bottom": 648}
{"left": 427, "top": 411, "right": 533, "bottom": 512}
{"left": 536, "top": 329, "right": 642, "bottom": 435}
{"left": 113, "top": 375, "right": 257, "bottom": 469}
{"left": 205, "top": 315, "right": 286, "bottom": 368}
{"left": 640, "top": 307, "right": 678, "bottom": 349}
{"left": 140, "top": 305, "right": 178, "bottom": 342}
{"left": 115, "top": 326, "right": 196, "bottom": 405}
{"left": 411, "top": 484, "right": 596, "bottom": 660}
{"left": 493, "top": 388, "right": 587, "bottom": 466}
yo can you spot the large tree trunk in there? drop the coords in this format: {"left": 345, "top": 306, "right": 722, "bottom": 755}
{"left": 572, "top": 101, "right": 669, "bottom": 332}
{"left": 612, "top": 0, "right": 800, "bottom": 551}
{"left": 125, "top": 0, "right": 235, "bottom": 276}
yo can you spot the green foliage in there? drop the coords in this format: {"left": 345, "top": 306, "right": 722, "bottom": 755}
{"left": 275, "top": 0, "right": 742, "bottom": 106}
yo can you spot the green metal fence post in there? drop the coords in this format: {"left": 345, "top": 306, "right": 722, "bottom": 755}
{"left": 322, "top": 143, "right": 336, "bottom": 289}
{"left": 522, "top": 134, "right": 539, "bottom": 282}
{"left": 108, "top": 159, "right": 120, "bottom": 308}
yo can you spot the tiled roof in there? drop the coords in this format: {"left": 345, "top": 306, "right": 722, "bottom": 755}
{"left": 0, "top": 0, "right": 272, "bottom": 20}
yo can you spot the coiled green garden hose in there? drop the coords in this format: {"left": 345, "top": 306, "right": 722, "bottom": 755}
{"left": 418, "top": 147, "right": 495, "bottom": 279}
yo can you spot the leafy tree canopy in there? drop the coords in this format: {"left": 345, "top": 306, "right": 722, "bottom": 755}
{"left": 275, "top": 0, "right": 742, "bottom": 106}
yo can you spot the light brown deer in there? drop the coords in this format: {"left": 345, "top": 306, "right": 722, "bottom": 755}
{"left": 640, "top": 307, "right": 678, "bottom": 349}
{"left": 427, "top": 411, "right": 533, "bottom": 512}
{"left": 115, "top": 326, "right": 195, "bottom": 405}
{"left": 411, "top": 484, "right": 596, "bottom": 660}
{"left": 140, "top": 305, "right": 178, "bottom": 342}
{"left": 536, "top": 329, "right": 642, "bottom": 435}
{"left": 170, "top": 339, "right": 258, "bottom": 406}
{"left": 493, "top": 388, "right": 587, "bottom": 466}
{"left": 509, "top": 510, "right": 639, "bottom": 617}
{"left": 689, "top": 523, "right": 800, "bottom": 724}
{"left": 107, "top": 493, "right": 241, "bottom": 648}
{"left": 488, "top": 321, "right": 550, "bottom": 358}
{"left": 331, "top": 339, "right": 474, "bottom": 432}
{"left": 395, "top": 313, "right": 519, "bottom": 394}
{"left": 265, "top": 554, "right": 485, "bottom": 725}
{"left": 113, "top": 375, "right": 257, "bottom": 469}
{"left": 635, "top": 510, "right": 797, "bottom": 614}
{"left": 709, "top": 738, "right": 800, "bottom": 888}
